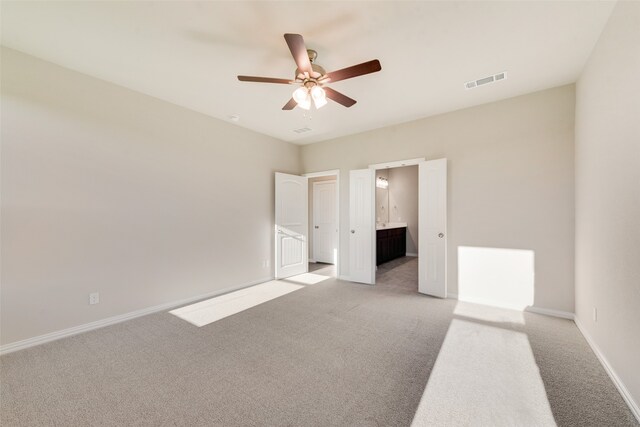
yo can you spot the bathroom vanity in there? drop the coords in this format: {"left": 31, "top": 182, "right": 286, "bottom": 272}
{"left": 376, "top": 222, "right": 407, "bottom": 266}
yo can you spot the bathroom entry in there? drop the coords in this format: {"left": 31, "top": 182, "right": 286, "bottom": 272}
{"left": 351, "top": 158, "right": 447, "bottom": 297}
{"left": 375, "top": 165, "right": 419, "bottom": 291}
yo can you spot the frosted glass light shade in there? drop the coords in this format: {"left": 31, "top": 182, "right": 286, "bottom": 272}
{"left": 293, "top": 87, "right": 311, "bottom": 110}
{"left": 310, "top": 86, "right": 327, "bottom": 109}
{"left": 293, "top": 87, "right": 308, "bottom": 103}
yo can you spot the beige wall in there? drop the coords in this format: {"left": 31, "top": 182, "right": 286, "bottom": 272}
{"left": 302, "top": 85, "right": 575, "bottom": 313}
{"left": 575, "top": 1, "right": 640, "bottom": 411}
{"left": 0, "top": 48, "right": 300, "bottom": 345}
{"left": 388, "top": 166, "right": 419, "bottom": 255}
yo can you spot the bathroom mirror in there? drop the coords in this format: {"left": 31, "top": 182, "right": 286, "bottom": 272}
{"left": 375, "top": 170, "right": 389, "bottom": 224}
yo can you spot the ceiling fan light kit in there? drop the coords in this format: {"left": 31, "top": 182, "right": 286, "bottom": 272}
{"left": 311, "top": 86, "right": 327, "bottom": 109}
{"left": 293, "top": 86, "right": 312, "bottom": 110}
{"left": 237, "top": 33, "right": 382, "bottom": 111}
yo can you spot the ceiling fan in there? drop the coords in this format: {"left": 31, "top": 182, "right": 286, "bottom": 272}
{"left": 237, "top": 33, "right": 382, "bottom": 110}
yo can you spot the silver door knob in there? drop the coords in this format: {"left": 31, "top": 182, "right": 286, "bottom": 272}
{"left": 438, "top": 233, "right": 444, "bottom": 238}
{"left": 314, "top": 225, "right": 319, "bottom": 229}
{"left": 351, "top": 230, "right": 355, "bottom": 234}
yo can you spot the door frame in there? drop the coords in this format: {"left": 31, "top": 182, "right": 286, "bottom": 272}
{"left": 368, "top": 158, "right": 448, "bottom": 296}
{"left": 369, "top": 157, "right": 426, "bottom": 170}
{"left": 303, "top": 169, "right": 340, "bottom": 276}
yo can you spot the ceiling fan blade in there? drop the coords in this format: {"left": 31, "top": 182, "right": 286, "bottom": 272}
{"left": 325, "top": 59, "right": 382, "bottom": 83}
{"left": 282, "top": 98, "right": 297, "bottom": 110}
{"left": 324, "top": 87, "right": 357, "bottom": 108}
{"left": 237, "top": 76, "right": 293, "bottom": 84}
{"left": 284, "top": 33, "right": 312, "bottom": 74}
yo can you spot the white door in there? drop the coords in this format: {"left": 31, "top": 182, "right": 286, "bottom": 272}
{"left": 313, "top": 181, "right": 337, "bottom": 264}
{"left": 275, "top": 172, "right": 308, "bottom": 279}
{"left": 349, "top": 169, "right": 375, "bottom": 284}
{"left": 418, "top": 158, "right": 447, "bottom": 297}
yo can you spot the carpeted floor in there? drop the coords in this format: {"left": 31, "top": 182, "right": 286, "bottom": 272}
{"left": 1, "top": 260, "right": 637, "bottom": 426}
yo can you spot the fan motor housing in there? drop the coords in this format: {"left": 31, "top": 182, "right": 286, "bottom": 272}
{"left": 294, "top": 49, "right": 326, "bottom": 81}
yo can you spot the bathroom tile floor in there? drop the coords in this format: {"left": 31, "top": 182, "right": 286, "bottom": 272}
{"left": 376, "top": 256, "right": 419, "bottom": 293}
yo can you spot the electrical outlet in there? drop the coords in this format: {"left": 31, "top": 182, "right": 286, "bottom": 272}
{"left": 89, "top": 292, "right": 100, "bottom": 305}
{"left": 593, "top": 307, "right": 597, "bottom": 322}
{"left": 265, "top": 259, "right": 270, "bottom": 268}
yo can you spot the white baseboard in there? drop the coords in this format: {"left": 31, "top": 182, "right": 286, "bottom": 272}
{"left": 574, "top": 317, "right": 640, "bottom": 422}
{"left": 406, "top": 252, "right": 418, "bottom": 257}
{"left": 0, "top": 276, "right": 273, "bottom": 356}
{"left": 525, "top": 305, "right": 574, "bottom": 320}
{"left": 308, "top": 258, "right": 317, "bottom": 263}
{"left": 446, "top": 293, "right": 574, "bottom": 320}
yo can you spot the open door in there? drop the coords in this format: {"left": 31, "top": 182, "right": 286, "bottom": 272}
{"left": 275, "top": 172, "right": 308, "bottom": 279}
{"left": 418, "top": 158, "right": 447, "bottom": 297}
{"left": 349, "top": 169, "right": 375, "bottom": 284}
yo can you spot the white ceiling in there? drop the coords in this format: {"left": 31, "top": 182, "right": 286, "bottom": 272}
{"left": 1, "top": 1, "right": 615, "bottom": 144}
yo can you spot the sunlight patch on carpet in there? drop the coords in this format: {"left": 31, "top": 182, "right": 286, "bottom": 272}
{"left": 283, "top": 272, "right": 331, "bottom": 285}
{"left": 454, "top": 300, "right": 525, "bottom": 324}
{"left": 411, "top": 308, "right": 555, "bottom": 426}
{"left": 170, "top": 281, "right": 303, "bottom": 327}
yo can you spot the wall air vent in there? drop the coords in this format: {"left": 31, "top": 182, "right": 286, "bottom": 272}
{"left": 465, "top": 71, "right": 507, "bottom": 90}
{"left": 293, "top": 126, "right": 312, "bottom": 134}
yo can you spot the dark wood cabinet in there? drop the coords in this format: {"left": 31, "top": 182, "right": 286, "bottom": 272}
{"left": 376, "top": 227, "right": 406, "bottom": 266}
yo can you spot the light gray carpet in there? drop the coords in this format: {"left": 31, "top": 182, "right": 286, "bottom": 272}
{"left": 1, "top": 264, "right": 637, "bottom": 426}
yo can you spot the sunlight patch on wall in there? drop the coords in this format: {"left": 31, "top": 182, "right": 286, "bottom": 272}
{"left": 458, "top": 246, "right": 535, "bottom": 310}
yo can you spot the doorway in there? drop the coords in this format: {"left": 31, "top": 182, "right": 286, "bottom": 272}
{"left": 275, "top": 170, "right": 340, "bottom": 280}
{"left": 374, "top": 165, "right": 419, "bottom": 292}
{"left": 348, "top": 158, "right": 447, "bottom": 298}
{"left": 305, "top": 170, "right": 339, "bottom": 278}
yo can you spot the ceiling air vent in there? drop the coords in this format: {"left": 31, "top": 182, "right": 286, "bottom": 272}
{"left": 465, "top": 71, "right": 507, "bottom": 90}
{"left": 293, "top": 126, "right": 312, "bottom": 134}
